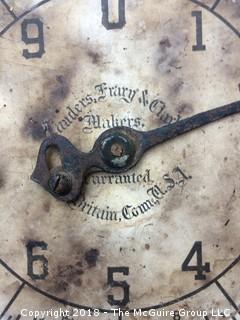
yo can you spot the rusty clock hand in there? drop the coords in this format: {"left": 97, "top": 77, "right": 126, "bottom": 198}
{"left": 31, "top": 100, "right": 240, "bottom": 202}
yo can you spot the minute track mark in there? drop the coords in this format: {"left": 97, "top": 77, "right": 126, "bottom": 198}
{"left": 1, "top": 0, "right": 17, "bottom": 19}
{"left": 0, "top": 283, "right": 25, "bottom": 320}
{"left": 0, "top": 0, "right": 51, "bottom": 37}
{"left": 190, "top": 0, "right": 240, "bottom": 38}
{"left": 0, "top": 257, "right": 239, "bottom": 314}
{"left": 215, "top": 280, "right": 240, "bottom": 315}
{"left": 7, "top": 316, "right": 21, "bottom": 320}
{"left": 211, "top": 0, "right": 222, "bottom": 11}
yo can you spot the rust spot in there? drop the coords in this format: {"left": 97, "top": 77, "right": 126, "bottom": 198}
{"left": 111, "top": 143, "right": 124, "bottom": 157}
{"left": 85, "top": 248, "right": 99, "bottom": 268}
{"left": 177, "top": 103, "right": 194, "bottom": 116}
{"left": 145, "top": 244, "right": 150, "bottom": 250}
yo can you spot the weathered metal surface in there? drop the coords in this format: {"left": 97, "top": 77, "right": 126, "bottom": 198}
{"left": 0, "top": 0, "right": 239, "bottom": 318}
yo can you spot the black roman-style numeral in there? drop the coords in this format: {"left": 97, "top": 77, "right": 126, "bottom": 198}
{"left": 192, "top": 11, "right": 206, "bottom": 51}
{"left": 102, "top": 0, "right": 126, "bottom": 30}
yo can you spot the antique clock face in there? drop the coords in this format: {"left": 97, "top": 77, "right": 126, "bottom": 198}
{"left": 0, "top": 0, "right": 240, "bottom": 319}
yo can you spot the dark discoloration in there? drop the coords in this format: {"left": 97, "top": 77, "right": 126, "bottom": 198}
{"left": 157, "top": 40, "right": 170, "bottom": 65}
{"left": 52, "top": 75, "right": 70, "bottom": 100}
{"left": 159, "top": 37, "right": 172, "bottom": 50}
{"left": 177, "top": 103, "right": 194, "bottom": 116}
{"left": 57, "top": 264, "right": 84, "bottom": 281}
{"left": 48, "top": 261, "right": 85, "bottom": 294}
{"left": 87, "top": 51, "right": 101, "bottom": 65}
{"left": 155, "top": 24, "right": 188, "bottom": 74}
{"left": 182, "top": 149, "right": 186, "bottom": 159}
{"left": 45, "top": 240, "right": 102, "bottom": 296}
{"left": 85, "top": 248, "right": 99, "bottom": 268}
{"left": 53, "top": 280, "right": 68, "bottom": 292}
{"left": 22, "top": 111, "right": 53, "bottom": 141}
{"left": 172, "top": 79, "right": 184, "bottom": 94}
{"left": 42, "top": 71, "right": 73, "bottom": 104}
{"left": 43, "top": 201, "right": 51, "bottom": 213}
{"left": 145, "top": 244, "right": 150, "bottom": 250}
{"left": 0, "top": 170, "right": 6, "bottom": 189}
{"left": 22, "top": 69, "right": 75, "bottom": 141}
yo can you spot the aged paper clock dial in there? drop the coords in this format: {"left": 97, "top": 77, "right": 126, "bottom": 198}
{"left": 0, "top": 1, "right": 239, "bottom": 319}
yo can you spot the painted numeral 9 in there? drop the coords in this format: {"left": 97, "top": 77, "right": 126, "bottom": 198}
{"left": 21, "top": 18, "right": 45, "bottom": 59}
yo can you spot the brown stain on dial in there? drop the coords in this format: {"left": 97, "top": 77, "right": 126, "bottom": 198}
{"left": 54, "top": 263, "right": 84, "bottom": 291}
{"left": 145, "top": 244, "right": 150, "bottom": 250}
{"left": 43, "top": 201, "right": 51, "bottom": 213}
{"left": 155, "top": 30, "right": 188, "bottom": 74}
{"left": 0, "top": 170, "right": 6, "bottom": 189}
{"left": 159, "top": 37, "right": 172, "bottom": 50}
{"left": 22, "top": 68, "right": 75, "bottom": 141}
{"left": 52, "top": 75, "right": 71, "bottom": 101}
{"left": 177, "top": 102, "right": 194, "bottom": 116}
{"left": 87, "top": 50, "right": 102, "bottom": 65}
{"left": 22, "top": 109, "right": 53, "bottom": 141}
{"left": 45, "top": 240, "right": 101, "bottom": 296}
{"left": 85, "top": 248, "right": 100, "bottom": 268}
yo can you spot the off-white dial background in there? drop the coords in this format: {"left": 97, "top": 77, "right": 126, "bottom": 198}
{"left": 0, "top": 0, "right": 239, "bottom": 318}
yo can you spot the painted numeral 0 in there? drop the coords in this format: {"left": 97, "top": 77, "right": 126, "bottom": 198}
{"left": 21, "top": 18, "right": 45, "bottom": 59}
{"left": 102, "top": 0, "right": 126, "bottom": 30}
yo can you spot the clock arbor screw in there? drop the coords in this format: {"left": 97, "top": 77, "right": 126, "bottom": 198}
{"left": 48, "top": 170, "right": 72, "bottom": 196}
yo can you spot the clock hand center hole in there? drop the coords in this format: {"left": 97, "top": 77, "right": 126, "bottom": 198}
{"left": 110, "top": 142, "right": 125, "bottom": 157}
{"left": 100, "top": 132, "right": 136, "bottom": 169}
